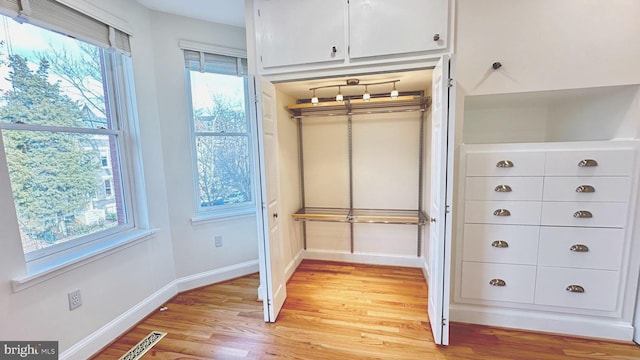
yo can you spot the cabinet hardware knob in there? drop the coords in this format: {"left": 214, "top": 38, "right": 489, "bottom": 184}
{"left": 573, "top": 210, "right": 593, "bottom": 219}
{"left": 491, "top": 240, "right": 509, "bottom": 248}
{"left": 492, "top": 62, "right": 502, "bottom": 70}
{"left": 494, "top": 184, "right": 512, "bottom": 192}
{"left": 493, "top": 209, "right": 511, "bottom": 216}
{"left": 430, "top": 217, "right": 436, "bottom": 223}
{"left": 433, "top": 33, "right": 440, "bottom": 41}
{"left": 273, "top": 213, "right": 278, "bottom": 218}
{"left": 489, "top": 279, "right": 506, "bottom": 287}
{"left": 332, "top": 46, "right": 337, "bottom": 54}
{"left": 575, "top": 185, "right": 596, "bottom": 193}
{"left": 578, "top": 159, "right": 598, "bottom": 167}
{"left": 565, "top": 285, "right": 585, "bottom": 293}
{"left": 496, "top": 160, "right": 513, "bottom": 168}
{"left": 570, "top": 244, "right": 589, "bottom": 252}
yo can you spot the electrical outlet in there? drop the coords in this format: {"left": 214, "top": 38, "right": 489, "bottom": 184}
{"left": 215, "top": 235, "right": 223, "bottom": 247}
{"left": 68, "top": 289, "right": 82, "bottom": 311}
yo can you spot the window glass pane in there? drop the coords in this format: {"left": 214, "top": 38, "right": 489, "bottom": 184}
{"left": 189, "top": 71, "right": 247, "bottom": 133}
{"left": 2, "top": 130, "right": 126, "bottom": 253}
{"left": 196, "top": 135, "right": 251, "bottom": 207}
{"left": 0, "top": 18, "right": 108, "bottom": 129}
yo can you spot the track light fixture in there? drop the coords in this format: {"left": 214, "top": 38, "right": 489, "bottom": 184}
{"left": 308, "top": 79, "right": 400, "bottom": 104}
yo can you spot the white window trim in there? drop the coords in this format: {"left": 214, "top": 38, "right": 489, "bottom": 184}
{"left": 178, "top": 40, "right": 247, "bottom": 59}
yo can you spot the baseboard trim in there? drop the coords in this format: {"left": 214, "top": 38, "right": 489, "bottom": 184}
{"left": 450, "top": 304, "right": 635, "bottom": 341}
{"left": 304, "top": 250, "right": 423, "bottom": 268}
{"left": 421, "top": 257, "right": 430, "bottom": 286}
{"left": 175, "top": 260, "right": 259, "bottom": 293}
{"left": 285, "top": 249, "right": 304, "bottom": 281}
{"left": 61, "top": 260, "right": 259, "bottom": 360}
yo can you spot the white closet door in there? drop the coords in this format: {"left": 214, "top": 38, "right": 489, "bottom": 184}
{"left": 428, "top": 55, "right": 455, "bottom": 345}
{"left": 255, "top": 77, "right": 287, "bottom": 322}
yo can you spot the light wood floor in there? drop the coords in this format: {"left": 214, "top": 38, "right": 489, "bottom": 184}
{"left": 94, "top": 260, "right": 640, "bottom": 359}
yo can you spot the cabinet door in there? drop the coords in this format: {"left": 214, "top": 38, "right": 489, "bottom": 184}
{"left": 349, "top": 0, "right": 447, "bottom": 59}
{"left": 255, "top": 0, "right": 347, "bottom": 69}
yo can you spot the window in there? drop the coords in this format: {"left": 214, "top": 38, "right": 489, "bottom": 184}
{"left": 0, "top": 1, "right": 135, "bottom": 262}
{"left": 184, "top": 49, "right": 254, "bottom": 213}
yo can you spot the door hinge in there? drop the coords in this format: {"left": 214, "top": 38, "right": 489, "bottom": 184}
{"left": 257, "top": 9, "right": 261, "bottom": 16}
{"left": 441, "top": 318, "right": 447, "bottom": 326}
{"left": 447, "top": 78, "right": 454, "bottom": 88}
{"left": 446, "top": 205, "right": 451, "bottom": 214}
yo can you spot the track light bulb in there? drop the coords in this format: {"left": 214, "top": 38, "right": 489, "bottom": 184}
{"left": 311, "top": 90, "right": 319, "bottom": 105}
{"left": 363, "top": 86, "right": 370, "bottom": 102}
{"left": 390, "top": 82, "right": 399, "bottom": 99}
{"left": 336, "top": 87, "right": 343, "bottom": 102}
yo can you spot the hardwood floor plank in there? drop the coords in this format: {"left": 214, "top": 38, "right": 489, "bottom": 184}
{"left": 93, "top": 260, "right": 640, "bottom": 359}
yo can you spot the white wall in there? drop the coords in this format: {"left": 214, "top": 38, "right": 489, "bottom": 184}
{"left": 147, "top": 10, "right": 258, "bottom": 279}
{"left": 0, "top": 0, "right": 176, "bottom": 355}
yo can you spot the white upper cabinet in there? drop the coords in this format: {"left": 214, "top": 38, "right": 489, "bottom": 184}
{"left": 456, "top": 0, "right": 640, "bottom": 95}
{"left": 253, "top": 0, "right": 450, "bottom": 74}
{"left": 349, "top": 0, "right": 447, "bottom": 59}
{"left": 255, "top": 0, "right": 347, "bottom": 69}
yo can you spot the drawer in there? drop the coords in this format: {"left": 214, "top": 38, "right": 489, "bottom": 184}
{"left": 544, "top": 149, "right": 635, "bottom": 177}
{"left": 461, "top": 262, "right": 536, "bottom": 303}
{"left": 466, "top": 177, "right": 543, "bottom": 201}
{"left": 538, "top": 227, "right": 624, "bottom": 270}
{"left": 463, "top": 224, "right": 539, "bottom": 265}
{"left": 466, "top": 151, "right": 545, "bottom": 177}
{"left": 541, "top": 202, "right": 628, "bottom": 228}
{"left": 534, "top": 267, "right": 620, "bottom": 311}
{"left": 542, "top": 177, "right": 631, "bottom": 202}
{"left": 465, "top": 201, "right": 542, "bottom": 225}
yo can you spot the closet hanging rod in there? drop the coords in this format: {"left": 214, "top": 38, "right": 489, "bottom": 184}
{"left": 287, "top": 94, "right": 430, "bottom": 117}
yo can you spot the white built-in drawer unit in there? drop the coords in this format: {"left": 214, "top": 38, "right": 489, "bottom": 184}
{"left": 465, "top": 200, "right": 541, "bottom": 225}
{"left": 461, "top": 262, "right": 536, "bottom": 304}
{"left": 542, "top": 177, "right": 631, "bottom": 202}
{"left": 465, "top": 177, "right": 543, "bottom": 201}
{"left": 457, "top": 142, "right": 637, "bottom": 321}
{"left": 537, "top": 227, "right": 624, "bottom": 270}
{"left": 463, "top": 224, "right": 539, "bottom": 265}
{"left": 534, "top": 267, "right": 620, "bottom": 311}
{"left": 465, "top": 151, "right": 545, "bottom": 177}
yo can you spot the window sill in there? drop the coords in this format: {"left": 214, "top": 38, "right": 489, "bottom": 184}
{"left": 191, "top": 207, "right": 256, "bottom": 226}
{"left": 11, "top": 228, "right": 158, "bottom": 293}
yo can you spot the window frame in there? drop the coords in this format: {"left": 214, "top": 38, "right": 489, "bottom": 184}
{"left": 183, "top": 45, "right": 256, "bottom": 219}
{"left": 0, "top": 4, "right": 144, "bottom": 274}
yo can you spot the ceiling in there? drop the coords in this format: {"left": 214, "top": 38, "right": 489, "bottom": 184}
{"left": 135, "top": 0, "right": 246, "bottom": 28}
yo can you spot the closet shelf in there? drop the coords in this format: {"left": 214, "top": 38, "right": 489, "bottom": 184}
{"left": 287, "top": 95, "right": 430, "bottom": 118}
{"left": 292, "top": 207, "right": 427, "bottom": 225}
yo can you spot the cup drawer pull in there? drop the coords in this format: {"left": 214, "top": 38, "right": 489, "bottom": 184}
{"left": 575, "top": 185, "right": 595, "bottom": 193}
{"left": 570, "top": 244, "right": 590, "bottom": 252}
{"left": 578, "top": 159, "right": 598, "bottom": 167}
{"left": 491, "top": 240, "right": 509, "bottom": 248}
{"left": 496, "top": 160, "right": 514, "bottom": 168}
{"left": 493, "top": 209, "right": 511, "bottom": 216}
{"left": 489, "top": 279, "right": 506, "bottom": 287}
{"left": 566, "top": 285, "right": 585, "bottom": 293}
{"left": 494, "top": 185, "right": 512, "bottom": 192}
{"left": 573, "top": 210, "right": 593, "bottom": 218}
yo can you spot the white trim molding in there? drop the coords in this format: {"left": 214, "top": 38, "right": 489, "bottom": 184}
{"left": 304, "top": 249, "right": 423, "bottom": 268}
{"left": 178, "top": 39, "right": 247, "bottom": 59}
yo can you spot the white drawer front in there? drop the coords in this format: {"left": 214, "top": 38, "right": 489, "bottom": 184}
{"left": 544, "top": 149, "right": 635, "bottom": 177}
{"left": 466, "top": 177, "right": 544, "bottom": 201}
{"left": 534, "top": 267, "right": 620, "bottom": 311}
{"left": 538, "top": 227, "right": 624, "bottom": 270}
{"left": 465, "top": 201, "right": 542, "bottom": 225}
{"left": 466, "top": 151, "right": 545, "bottom": 177}
{"left": 463, "top": 224, "right": 539, "bottom": 265}
{"left": 541, "top": 202, "right": 628, "bottom": 228}
{"left": 543, "top": 177, "right": 631, "bottom": 202}
{"left": 461, "top": 262, "right": 536, "bottom": 303}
